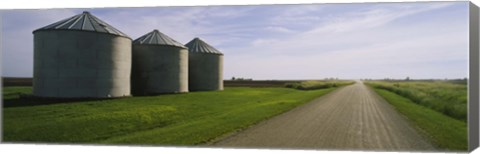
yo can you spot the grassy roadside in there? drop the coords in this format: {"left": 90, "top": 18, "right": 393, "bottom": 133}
{"left": 285, "top": 80, "right": 355, "bottom": 90}
{"left": 365, "top": 81, "right": 467, "bottom": 121}
{"left": 2, "top": 86, "right": 31, "bottom": 100}
{"left": 3, "top": 86, "right": 338, "bottom": 145}
{"left": 371, "top": 88, "right": 467, "bottom": 151}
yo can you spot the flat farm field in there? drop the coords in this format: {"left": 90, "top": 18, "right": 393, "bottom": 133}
{"left": 3, "top": 86, "right": 336, "bottom": 145}
{"left": 365, "top": 80, "right": 467, "bottom": 150}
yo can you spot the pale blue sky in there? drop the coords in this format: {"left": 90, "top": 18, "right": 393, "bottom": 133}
{"left": 1, "top": 2, "right": 469, "bottom": 80}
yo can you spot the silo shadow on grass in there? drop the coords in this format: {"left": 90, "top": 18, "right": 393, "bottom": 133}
{"left": 2, "top": 94, "right": 123, "bottom": 108}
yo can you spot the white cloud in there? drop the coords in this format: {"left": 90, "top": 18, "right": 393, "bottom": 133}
{"left": 265, "top": 26, "right": 294, "bottom": 33}
{"left": 251, "top": 38, "right": 277, "bottom": 46}
{"left": 97, "top": 6, "right": 254, "bottom": 46}
{"left": 227, "top": 2, "right": 467, "bottom": 79}
{"left": 270, "top": 5, "right": 325, "bottom": 25}
{"left": 308, "top": 3, "right": 453, "bottom": 34}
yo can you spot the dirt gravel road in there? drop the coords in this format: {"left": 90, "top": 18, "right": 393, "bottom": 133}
{"left": 211, "top": 81, "right": 436, "bottom": 151}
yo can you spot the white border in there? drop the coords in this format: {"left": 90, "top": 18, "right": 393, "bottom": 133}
{"left": 0, "top": 0, "right": 471, "bottom": 9}
{"left": 1, "top": 0, "right": 478, "bottom": 154}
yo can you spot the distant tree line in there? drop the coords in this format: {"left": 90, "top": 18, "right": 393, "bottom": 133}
{"left": 361, "top": 77, "right": 468, "bottom": 84}
{"left": 231, "top": 77, "right": 253, "bottom": 81}
{"left": 360, "top": 76, "right": 468, "bottom": 81}
{"left": 323, "top": 77, "right": 339, "bottom": 80}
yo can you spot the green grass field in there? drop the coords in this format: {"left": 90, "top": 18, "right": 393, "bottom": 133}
{"left": 285, "top": 80, "right": 355, "bottom": 90}
{"left": 365, "top": 80, "right": 467, "bottom": 121}
{"left": 2, "top": 86, "right": 31, "bottom": 100}
{"left": 3, "top": 86, "right": 336, "bottom": 145}
{"left": 365, "top": 81, "right": 467, "bottom": 150}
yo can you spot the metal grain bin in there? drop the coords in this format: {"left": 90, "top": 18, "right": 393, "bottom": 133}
{"left": 131, "top": 30, "right": 188, "bottom": 95}
{"left": 185, "top": 38, "right": 223, "bottom": 91}
{"left": 32, "top": 11, "right": 132, "bottom": 98}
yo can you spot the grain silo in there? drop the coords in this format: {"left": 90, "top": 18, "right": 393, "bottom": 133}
{"left": 32, "top": 11, "right": 132, "bottom": 98}
{"left": 131, "top": 30, "right": 188, "bottom": 95}
{"left": 185, "top": 38, "right": 223, "bottom": 91}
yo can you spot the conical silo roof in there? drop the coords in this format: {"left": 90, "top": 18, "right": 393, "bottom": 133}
{"left": 185, "top": 38, "right": 223, "bottom": 55}
{"left": 133, "top": 29, "right": 186, "bottom": 48}
{"left": 33, "top": 11, "right": 129, "bottom": 38}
